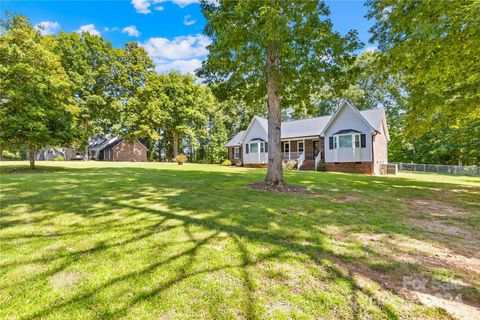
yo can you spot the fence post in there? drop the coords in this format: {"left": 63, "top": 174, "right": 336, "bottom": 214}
{"left": 436, "top": 165, "right": 439, "bottom": 173}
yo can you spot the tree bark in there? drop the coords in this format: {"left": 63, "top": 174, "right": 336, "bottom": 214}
{"left": 28, "top": 145, "right": 36, "bottom": 169}
{"left": 173, "top": 132, "right": 179, "bottom": 158}
{"left": 265, "top": 42, "right": 284, "bottom": 186}
{"left": 130, "top": 141, "right": 136, "bottom": 162}
{"left": 0, "top": 146, "right": 3, "bottom": 161}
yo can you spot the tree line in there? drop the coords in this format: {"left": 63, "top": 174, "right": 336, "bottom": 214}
{"left": 0, "top": 14, "right": 245, "bottom": 168}
{"left": 1, "top": 0, "right": 479, "bottom": 178}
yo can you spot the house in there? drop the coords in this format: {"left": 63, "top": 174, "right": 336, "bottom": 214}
{"left": 65, "top": 135, "right": 148, "bottom": 162}
{"left": 36, "top": 147, "right": 65, "bottom": 161}
{"left": 225, "top": 100, "right": 390, "bottom": 175}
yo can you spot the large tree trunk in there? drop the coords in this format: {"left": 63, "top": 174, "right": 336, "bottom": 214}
{"left": 173, "top": 132, "right": 179, "bottom": 158}
{"left": 265, "top": 42, "right": 284, "bottom": 186}
{"left": 130, "top": 142, "right": 136, "bottom": 162}
{"left": 28, "top": 145, "right": 36, "bottom": 169}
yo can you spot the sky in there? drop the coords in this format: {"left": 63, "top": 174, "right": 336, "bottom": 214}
{"left": 0, "top": 0, "right": 376, "bottom": 74}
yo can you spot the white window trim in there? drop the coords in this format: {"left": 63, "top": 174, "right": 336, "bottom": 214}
{"left": 297, "top": 141, "right": 304, "bottom": 153}
{"left": 234, "top": 147, "right": 240, "bottom": 159}
{"left": 248, "top": 141, "right": 267, "bottom": 154}
{"left": 334, "top": 133, "right": 364, "bottom": 149}
{"left": 283, "top": 141, "right": 290, "bottom": 153}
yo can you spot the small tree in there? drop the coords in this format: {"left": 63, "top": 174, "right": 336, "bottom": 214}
{"left": 0, "top": 15, "right": 74, "bottom": 169}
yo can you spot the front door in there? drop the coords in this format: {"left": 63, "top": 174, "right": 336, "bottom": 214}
{"left": 313, "top": 140, "right": 319, "bottom": 160}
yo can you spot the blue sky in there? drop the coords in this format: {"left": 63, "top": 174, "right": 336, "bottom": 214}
{"left": 0, "top": 0, "right": 375, "bottom": 74}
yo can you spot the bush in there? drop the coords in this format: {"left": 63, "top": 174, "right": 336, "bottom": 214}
{"left": 316, "top": 160, "right": 326, "bottom": 171}
{"left": 173, "top": 154, "right": 187, "bottom": 165}
{"left": 282, "top": 160, "right": 297, "bottom": 170}
{"left": 54, "top": 155, "right": 65, "bottom": 161}
{"left": 2, "top": 150, "right": 21, "bottom": 160}
{"left": 221, "top": 159, "right": 232, "bottom": 166}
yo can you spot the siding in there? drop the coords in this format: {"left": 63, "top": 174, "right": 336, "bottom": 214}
{"left": 242, "top": 117, "right": 268, "bottom": 164}
{"left": 324, "top": 104, "right": 373, "bottom": 163}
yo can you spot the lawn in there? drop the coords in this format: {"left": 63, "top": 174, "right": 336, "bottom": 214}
{"left": 0, "top": 162, "right": 479, "bottom": 320}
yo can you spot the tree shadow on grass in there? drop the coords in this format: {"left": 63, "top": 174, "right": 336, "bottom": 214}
{"left": 1, "top": 166, "right": 478, "bottom": 318}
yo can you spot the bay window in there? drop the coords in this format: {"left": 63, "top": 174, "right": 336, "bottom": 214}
{"left": 339, "top": 135, "right": 352, "bottom": 148}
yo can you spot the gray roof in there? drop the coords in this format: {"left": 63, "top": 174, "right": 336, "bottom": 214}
{"left": 225, "top": 107, "right": 386, "bottom": 146}
{"left": 225, "top": 130, "right": 245, "bottom": 147}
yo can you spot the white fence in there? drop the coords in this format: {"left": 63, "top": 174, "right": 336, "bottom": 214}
{"left": 393, "top": 162, "right": 480, "bottom": 176}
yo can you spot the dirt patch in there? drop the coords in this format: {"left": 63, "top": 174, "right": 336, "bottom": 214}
{"left": 332, "top": 194, "right": 364, "bottom": 203}
{"left": 410, "top": 199, "right": 465, "bottom": 217}
{"left": 49, "top": 271, "right": 82, "bottom": 291}
{"left": 410, "top": 219, "right": 475, "bottom": 239}
{"left": 318, "top": 253, "right": 480, "bottom": 320}
{"left": 249, "top": 182, "right": 308, "bottom": 194}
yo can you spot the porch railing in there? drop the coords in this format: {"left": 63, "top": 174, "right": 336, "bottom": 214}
{"left": 281, "top": 152, "right": 303, "bottom": 160}
{"left": 297, "top": 151, "right": 305, "bottom": 171}
{"left": 315, "top": 152, "right": 322, "bottom": 171}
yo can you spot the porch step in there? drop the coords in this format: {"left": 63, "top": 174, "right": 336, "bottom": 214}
{"left": 299, "top": 159, "right": 316, "bottom": 171}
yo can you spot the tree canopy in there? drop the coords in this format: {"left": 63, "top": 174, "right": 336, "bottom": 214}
{"left": 198, "top": 0, "right": 361, "bottom": 185}
{"left": 0, "top": 15, "right": 75, "bottom": 168}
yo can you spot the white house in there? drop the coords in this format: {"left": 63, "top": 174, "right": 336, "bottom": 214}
{"left": 226, "top": 100, "right": 390, "bottom": 175}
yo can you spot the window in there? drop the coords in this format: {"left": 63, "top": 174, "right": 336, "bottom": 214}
{"left": 360, "top": 134, "right": 366, "bottom": 148}
{"left": 329, "top": 137, "right": 334, "bottom": 150}
{"left": 264, "top": 142, "right": 268, "bottom": 152}
{"left": 260, "top": 142, "right": 265, "bottom": 153}
{"left": 355, "top": 134, "right": 360, "bottom": 148}
{"left": 282, "top": 142, "right": 290, "bottom": 153}
{"left": 297, "top": 141, "right": 304, "bottom": 153}
{"left": 339, "top": 135, "right": 352, "bottom": 148}
{"left": 250, "top": 142, "right": 258, "bottom": 153}
{"left": 234, "top": 147, "right": 240, "bottom": 159}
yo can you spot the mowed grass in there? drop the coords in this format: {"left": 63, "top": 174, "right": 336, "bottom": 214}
{"left": 0, "top": 161, "right": 479, "bottom": 320}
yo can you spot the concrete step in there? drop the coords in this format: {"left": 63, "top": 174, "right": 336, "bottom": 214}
{"left": 299, "top": 159, "right": 316, "bottom": 171}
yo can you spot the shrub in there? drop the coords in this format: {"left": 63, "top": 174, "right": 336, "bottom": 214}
{"left": 221, "top": 159, "right": 232, "bottom": 166}
{"left": 316, "top": 160, "right": 326, "bottom": 171}
{"left": 282, "top": 160, "right": 297, "bottom": 170}
{"left": 54, "top": 155, "right": 65, "bottom": 161}
{"left": 2, "top": 150, "right": 21, "bottom": 160}
{"left": 173, "top": 154, "right": 187, "bottom": 165}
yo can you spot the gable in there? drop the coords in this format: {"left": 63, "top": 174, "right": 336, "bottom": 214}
{"left": 322, "top": 101, "right": 375, "bottom": 137}
{"left": 241, "top": 116, "right": 268, "bottom": 144}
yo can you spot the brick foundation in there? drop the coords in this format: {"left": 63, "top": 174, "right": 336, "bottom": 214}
{"left": 325, "top": 162, "right": 373, "bottom": 174}
{"left": 244, "top": 163, "right": 267, "bottom": 168}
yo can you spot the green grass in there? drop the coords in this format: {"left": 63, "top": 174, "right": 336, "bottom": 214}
{"left": 1, "top": 161, "right": 479, "bottom": 320}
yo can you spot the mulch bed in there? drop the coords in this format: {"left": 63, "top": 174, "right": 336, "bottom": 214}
{"left": 249, "top": 182, "right": 309, "bottom": 194}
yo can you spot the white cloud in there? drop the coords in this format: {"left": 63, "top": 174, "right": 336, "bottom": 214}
{"left": 104, "top": 27, "right": 119, "bottom": 32}
{"left": 34, "top": 21, "right": 60, "bottom": 35}
{"left": 131, "top": 0, "right": 152, "bottom": 14}
{"left": 131, "top": 0, "right": 197, "bottom": 13}
{"left": 76, "top": 24, "right": 101, "bottom": 36}
{"left": 362, "top": 46, "right": 378, "bottom": 53}
{"left": 155, "top": 58, "right": 202, "bottom": 74}
{"left": 172, "top": 0, "right": 198, "bottom": 8}
{"left": 122, "top": 25, "right": 141, "bottom": 37}
{"left": 141, "top": 34, "right": 210, "bottom": 74}
{"left": 183, "top": 15, "right": 196, "bottom": 26}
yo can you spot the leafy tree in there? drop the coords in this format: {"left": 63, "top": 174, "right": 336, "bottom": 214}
{"left": 198, "top": 0, "right": 360, "bottom": 186}
{"left": 0, "top": 14, "right": 74, "bottom": 169}
{"left": 116, "top": 42, "right": 156, "bottom": 161}
{"left": 367, "top": 0, "right": 480, "bottom": 137}
{"left": 159, "top": 71, "right": 214, "bottom": 158}
{"left": 55, "top": 31, "right": 121, "bottom": 154}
